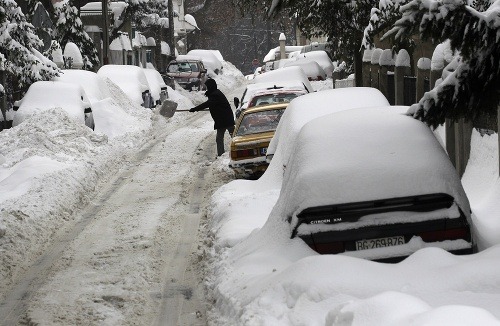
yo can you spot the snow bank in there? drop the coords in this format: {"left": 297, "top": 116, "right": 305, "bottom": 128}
{"left": 206, "top": 86, "right": 500, "bottom": 325}
{"left": 0, "top": 68, "right": 201, "bottom": 294}
{"left": 462, "top": 130, "right": 500, "bottom": 250}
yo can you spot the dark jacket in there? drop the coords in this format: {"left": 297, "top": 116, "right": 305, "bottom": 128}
{"left": 192, "top": 79, "right": 235, "bottom": 129}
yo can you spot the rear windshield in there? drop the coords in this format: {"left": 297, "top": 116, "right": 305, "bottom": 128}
{"left": 167, "top": 62, "right": 197, "bottom": 73}
{"left": 236, "top": 108, "right": 286, "bottom": 136}
{"left": 249, "top": 92, "right": 302, "bottom": 107}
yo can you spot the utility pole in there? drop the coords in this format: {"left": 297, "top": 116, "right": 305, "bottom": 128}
{"left": 168, "top": 0, "right": 175, "bottom": 60}
{"left": 102, "top": 0, "right": 110, "bottom": 65}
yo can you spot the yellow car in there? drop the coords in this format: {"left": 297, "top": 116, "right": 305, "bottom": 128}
{"left": 229, "top": 103, "right": 288, "bottom": 178}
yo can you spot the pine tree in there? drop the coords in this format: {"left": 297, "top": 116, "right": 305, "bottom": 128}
{"left": 383, "top": 0, "right": 500, "bottom": 128}
{"left": 52, "top": 0, "right": 99, "bottom": 69}
{"left": 362, "top": 0, "right": 413, "bottom": 51}
{"left": 0, "top": 0, "right": 60, "bottom": 89}
{"left": 111, "top": 0, "right": 169, "bottom": 41}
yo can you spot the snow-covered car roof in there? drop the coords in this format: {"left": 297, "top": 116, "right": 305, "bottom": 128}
{"left": 247, "top": 89, "right": 307, "bottom": 108}
{"left": 267, "top": 87, "right": 390, "bottom": 168}
{"left": 209, "top": 50, "right": 224, "bottom": 62}
{"left": 263, "top": 46, "right": 304, "bottom": 62}
{"left": 251, "top": 66, "right": 314, "bottom": 93}
{"left": 13, "top": 81, "right": 90, "bottom": 126}
{"left": 97, "top": 65, "right": 150, "bottom": 106}
{"left": 283, "top": 59, "right": 327, "bottom": 80}
{"left": 174, "top": 54, "right": 204, "bottom": 62}
{"left": 186, "top": 49, "right": 223, "bottom": 72}
{"left": 239, "top": 81, "right": 310, "bottom": 109}
{"left": 278, "top": 108, "right": 470, "bottom": 224}
{"left": 142, "top": 68, "right": 167, "bottom": 102}
{"left": 54, "top": 69, "right": 109, "bottom": 104}
{"left": 250, "top": 88, "right": 308, "bottom": 98}
{"left": 296, "top": 51, "right": 335, "bottom": 76}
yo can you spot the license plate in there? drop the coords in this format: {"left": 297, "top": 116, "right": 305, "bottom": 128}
{"left": 355, "top": 236, "right": 405, "bottom": 250}
{"left": 260, "top": 147, "right": 267, "bottom": 155}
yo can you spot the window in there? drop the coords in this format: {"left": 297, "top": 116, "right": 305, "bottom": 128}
{"left": 236, "top": 108, "right": 286, "bottom": 136}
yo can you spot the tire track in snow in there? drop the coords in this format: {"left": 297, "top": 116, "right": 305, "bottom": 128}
{"left": 0, "top": 111, "right": 214, "bottom": 325}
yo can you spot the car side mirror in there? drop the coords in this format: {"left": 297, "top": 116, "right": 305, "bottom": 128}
{"left": 233, "top": 97, "right": 240, "bottom": 108}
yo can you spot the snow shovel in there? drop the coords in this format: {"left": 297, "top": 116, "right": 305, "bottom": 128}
{"left": 158, "top": 99, "right": 179, "bottom": 118}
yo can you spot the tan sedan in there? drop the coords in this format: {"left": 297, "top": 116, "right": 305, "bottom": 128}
{"left": 229, "top": 103, "right": 288, "bottom": 179}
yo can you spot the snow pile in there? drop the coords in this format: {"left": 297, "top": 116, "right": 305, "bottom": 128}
{"left": 0, "top": 71, "right": 199, "bottom": 294}
{"left": 205, "top": 88, "right": 500, "bottom": 324}
{"left": 395, "top": 49, "right": 411, "bottom": 67}
{"left": 212, "top": 61, "right": 246, "bottom": 94}
{"left": 379, "top": 49, "right": 396, "bottom": 66}
{"left": 63, "top": 42, "right": 83, "bottom": 66}
{"left": 417, "top": 57, "right": 432, "bottom": 70}
{"left": 462, "top": 130, "right": 500, "bottom": 249}
{"left": 431, "top": 40, "right": 454, "bottom": 71}
{"left": 363, "top": 48, "right": 374, "bottom": 62}
{"left": 371, "top": 48, "right": 383, "bottom": 65}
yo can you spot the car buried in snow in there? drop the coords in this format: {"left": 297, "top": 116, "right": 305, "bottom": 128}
{"left": 229, "top": 103, "right": 288, "bottom": 179}
{"left": 13, "top": 81, "right": 95, "bottom": 130}
{"left": 280, "top": 108, "right": 475, "bottom": 262}
{"left": 142, "top": 68, "right": 169, "bottom": 105}
{"left": 97, "top": 64, "right": 154, "bottom": 108}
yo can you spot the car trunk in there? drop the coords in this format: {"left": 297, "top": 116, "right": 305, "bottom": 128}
{"left": 293, "top": 193, "right": 474, "bottom": 262}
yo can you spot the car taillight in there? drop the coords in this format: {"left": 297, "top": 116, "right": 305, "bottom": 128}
{"left": 418, "top": 227, "right": 470, "bottom": 243}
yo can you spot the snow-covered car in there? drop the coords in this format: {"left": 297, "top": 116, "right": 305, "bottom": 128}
{"left": 187, "top": 49, "right": 223, "bottom": 74}
{"left": 53, "top": 69, "right": 109, "bottom": 105}
{"left": 97, "top": 64, "right": 154, "bottom": 108}
{"left": 266, "top": 87, "right": 390, "bottom": 167}
{"left": 13, "top": 81, "right": 95, "bottom": 130}
{"left": 296, "top": 50, "right": 335, "bottom": 77}
{"left": 283, "top": 59, "right": 327, "bottom": 81}
{"left": 251, "top": 66, "right": 314, "bottom": 93}
{"left": 235, "top": 87, "right": 307, "bottom": 118}
{"left": 281, "top": 108, "right": 474, "bottom": 262}
{"left": 230, "top": 103, "right": 288, "bottom": 178}
{"left": 300, "top": 42, "right": 333, "bottom": 60}
{"left": 208, "top": 49, "right": 224, "bottom": 62}
{"left": 234, "top": 80, "right": 310, "bottom": 116}
{"left": 142, "top": 68, "right": 168, "bottom": 105}
{"left": 166, "top": 56, "right": 208, "bottom": 91}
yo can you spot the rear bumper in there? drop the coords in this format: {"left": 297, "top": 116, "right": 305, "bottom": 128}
{"left": 298, "top": 218, "right": 474, "bottom": 262}
{"left": 229, "top": 159, "right": 268, "bottom": 177}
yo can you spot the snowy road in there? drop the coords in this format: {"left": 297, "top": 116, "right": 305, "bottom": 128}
{"left": 0, "top": 110, "right": 235, "bottom": 325}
